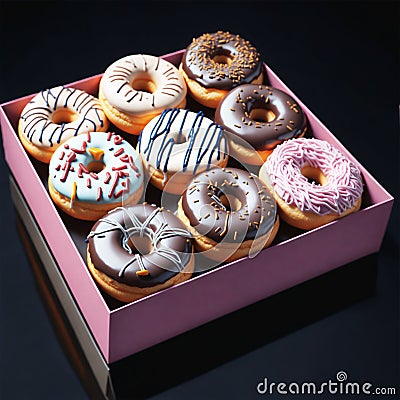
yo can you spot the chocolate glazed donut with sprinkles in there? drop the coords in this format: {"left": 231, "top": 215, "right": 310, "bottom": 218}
{"left": 180, "top": 31, "right": 264, "bottom": 108}
{"left": 177, "top": 167, "right": 279, "bottom": 263}
{"left": 48, "top": 131, "right": 144, "bottom": 221}
{"left": 86, "top": 204, "right": 195, "bottom": 303}
{"left": 215, "top": 84, "right": 307, "bottom": 165}
{"left": 18, "top": 86, "right": 109, "bottom": 163}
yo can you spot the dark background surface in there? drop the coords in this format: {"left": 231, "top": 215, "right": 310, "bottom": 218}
{"left": 0, "top": 1, "right": 399, "bottom": 399}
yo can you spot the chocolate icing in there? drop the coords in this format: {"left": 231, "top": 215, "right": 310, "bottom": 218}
{"left": 87, "top": 204, "right": 193, "bottom": 288}
{"left": 181, "top": 167, "right": 276, "bottom": 243}
{"left": 215, "top": 85, "right": 307, "bottom": 150}
{"left": 181, "top": 31, "right": 263, "bottom": 90}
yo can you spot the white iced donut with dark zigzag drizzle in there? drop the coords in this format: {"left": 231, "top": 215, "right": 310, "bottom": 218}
{"left": 259, "top": 138, "right": 363, "bottom": 230}
{"left": 18, "top": 86, "right": 109, "bottom": 163}
{"left": 99, "top": 54, "right": 187, "bottom": 135}
{"left": 138, "top": 108, "right": 229, "bottom": 194}
{"left": 48, "top": 131, "right": 144, "bottom": 221}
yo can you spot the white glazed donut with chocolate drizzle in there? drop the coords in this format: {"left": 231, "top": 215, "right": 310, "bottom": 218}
{"left": 99, "top": 54, "right": 187, "bottom": 135}
{"left": 18, "top": 86, "right": 109, "bottom": 163}
{"left": 86, "top": 204, "right": 195, "bottom": 303}
{"left": 137, "top": 108, "right": 229, "bottom": 194}
{"left": 48, "top": 131, "right": 144, "bottom": 221}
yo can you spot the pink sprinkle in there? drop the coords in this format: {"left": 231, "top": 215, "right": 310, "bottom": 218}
{"left": 114, "top": 148, "right": 124, "bottom": 157}
{"left": 97, "top": 187, "right": 103, "bottom": 201}
{"left": 108, "top": 172, "right": 119, "bottom": 198}
{"left": 112, "top": 165, "right": 127, "bottom": 171}
{"left": 66, "top": 152, "right": 76, "bottom": 162}
{"left": 114, "top": 189, "right": 124, "bottom": 198}
{"left": 90, "top": 172, "right": 99, "bottom": 179}
{"left": 129, "top": 156, "right": 139, "bottom": 172}
{"left": 104, "top": 172, "right": 111, "bottom": 184}
{"left": 55, "top": 164, "right": 61, "bottom": 171}
{"left": 71, "top": 141, "right": 87, "bottom": 154}
{"left": 114, "top": 135, "right": 123, "bottom": 145}
{"left": 78, "top": 162, "right": 89, "bottom": 177}
{"left": 107, "top": 132, "right": 113, "bottom": 141}
{"left": 87, "top": 132, "right": 91, "bottom": 142}
{"left": 64, "top": 144, "right": 69, "bottom": 149}
{"left": 87, "top": 178, "right": 91, "bottom": 188}
{"left": 59, "top": 151, "right": 65, "bottom": 160}
{"left": 120, "top": 154, "right": 129, "bottom": 163}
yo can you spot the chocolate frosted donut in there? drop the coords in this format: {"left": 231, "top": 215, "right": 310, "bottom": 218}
{"left": 177, "top": 167, "right": 279, "bottom": 262}
{"left": 215, "top": 85, "right": 307, "bottom": 165}
{"left": 87, "top": 204, "right": 194, "bottom": 302}
{"left": 180, "top": 31, "right": 264, "bottom": 108}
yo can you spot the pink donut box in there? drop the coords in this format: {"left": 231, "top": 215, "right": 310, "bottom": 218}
{"left": 0, "top": 48, "right": 394, "bottom": 372}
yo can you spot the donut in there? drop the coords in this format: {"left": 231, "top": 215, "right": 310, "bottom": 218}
{"left": 138, "top": 108, "right": 228, "bottom": 194}
{"left": 99, "top": 54, "right": 187, "bottom": 135}
{"left": 18, "top": 86, "right": 109, "bottom": 163}
{"left": 48, "top": 131, "right": 144, "bottom": 221}
{"left": 86, "top": 204, "right": 194, "bottom": 303}
{"left": 259, "top": 138, "right": 363, "bottom": 230}
{"left": 177, "top": 167, "right": 279, "bottom": 263}
{"left": 215, "top": 84, "right": 307, "bottom": 165}
{"left": 180, "top": 31, "right": 263, "bottom": 109}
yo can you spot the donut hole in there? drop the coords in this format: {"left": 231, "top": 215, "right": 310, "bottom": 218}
{"left": 131, "top": 78, "right": 157, "bottom": 94}
{"left": 301, "top": 166, "right": 328, "bottom": 186}
{"left": 212, "top": 54, "right": 233, "bottom": 66}
{"left": 249, "top": 108, "right": 276, "bottom": 123}
{"left": 51, "top": 109, "right": 78, "bottom": 124}
{"left": 219, "top": 193, "right": 242, "bottom": 212}
{"left": 87, "top": 161, "right": 106, "bottom": 173}
{"left": 127, "top": 233, "right": 153, "bottom": 255}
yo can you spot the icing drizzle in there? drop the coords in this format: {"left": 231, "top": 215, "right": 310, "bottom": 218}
{"left": 138, "top": 108, "right": 228, "bottom": 176}
{"left": 20, "top": 86, "right": 107, "bottom": 148}
{"left": 87, "top": 204, "right": 193, "bottom": 287}
{"left": 100, "top": 54, "right": 186, "bottom": 115}
{"left": 265, "top": 138, "right": 363, "bottom": 215}
{"left": 88, "top": 206, "right": 191, "bottom": 277}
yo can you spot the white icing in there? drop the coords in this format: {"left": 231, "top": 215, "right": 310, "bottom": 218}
{"left": 49, "top": 131, "right": 144, "bottom": 205}
{"left": 19, "top": 86, "right": 107, "bottom": 148}
{"left": 100, "top": 54, "right": 186, "bottom": 115}
{"left": 138, "top": 108, "right": 228, "bottom": 175}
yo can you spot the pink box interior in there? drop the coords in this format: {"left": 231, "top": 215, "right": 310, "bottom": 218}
{"left": 0, "top": 50, "right": 393, "bottom": 363}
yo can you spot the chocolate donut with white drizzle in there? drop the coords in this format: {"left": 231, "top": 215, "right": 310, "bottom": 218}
{"left": 87, "top": 204, "right": 194, "bottom": 302}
